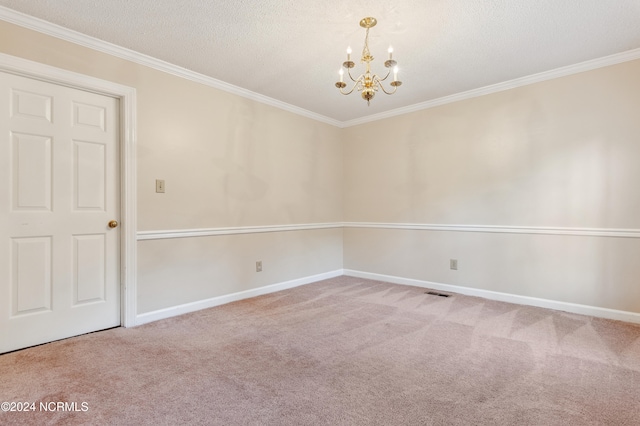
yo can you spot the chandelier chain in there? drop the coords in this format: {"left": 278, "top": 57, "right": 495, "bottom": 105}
{"left": 362, "top": 27, "right": 372, "bottom": 63}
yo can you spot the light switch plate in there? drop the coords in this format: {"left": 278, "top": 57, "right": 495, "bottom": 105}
{"left": 156, "top": 179, "right": 165, "bottom": 193}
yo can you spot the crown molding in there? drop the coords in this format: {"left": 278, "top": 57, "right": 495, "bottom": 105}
{"left": 2, "top": 6, "right": 639, "bottom": 129}
{"left": 342, "top": 47, "right": 640, "bottom": 128}
{"left": 0, "top": 6, "right": 342, "bottom": 128}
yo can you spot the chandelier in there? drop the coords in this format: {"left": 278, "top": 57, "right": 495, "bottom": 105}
{"left": 335, "top": 17, "right": 402, "bottom": 105}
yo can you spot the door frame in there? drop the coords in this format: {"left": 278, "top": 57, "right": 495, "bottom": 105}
{"left": 0, "top": 52, "right": 138, "bottom": 327}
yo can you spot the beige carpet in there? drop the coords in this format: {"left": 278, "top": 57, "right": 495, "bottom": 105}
{"left": 1, "top": 276, "right": 640, "bottom": 425}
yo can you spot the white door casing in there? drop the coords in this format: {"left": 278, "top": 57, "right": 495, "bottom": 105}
{"left": 0, "top": 53, "right": 137, "bottom": 353}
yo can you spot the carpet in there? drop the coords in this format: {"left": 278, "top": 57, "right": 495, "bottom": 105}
{"left": 1, "top": 276, "right": 640, "bottom": 425}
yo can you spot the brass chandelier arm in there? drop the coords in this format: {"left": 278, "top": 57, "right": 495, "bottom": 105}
{"left": 337, "top": 80, "right": 361, "bottom": 95}
{"left": 377, "top": 81, "right": 399, "bottom": 95}
{"left": 346, "top": 68, "right": 360, "bottom": 82}
{"left": 371, "top": 75, "right": 401, "bottom": 95}
{"left": 377, "top": 69, "right": 392, "bottom": 82}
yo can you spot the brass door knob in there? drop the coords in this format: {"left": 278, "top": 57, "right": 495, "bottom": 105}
{"left": 108, "top": 220, "right": 119, "bottom": 228}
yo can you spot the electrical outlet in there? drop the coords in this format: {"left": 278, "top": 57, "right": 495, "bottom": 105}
{"left": 256, "top": 261, "right": 262, "bottom": 272}
{"left": 450, "top": 259, "right": 458, "bottom": 270}
{"left": 155, "top": 179, "right": 165, "bottom": 193}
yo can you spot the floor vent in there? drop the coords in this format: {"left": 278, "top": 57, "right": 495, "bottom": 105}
{"left": 426, "top": 291, "right": 451, "bottom": 298}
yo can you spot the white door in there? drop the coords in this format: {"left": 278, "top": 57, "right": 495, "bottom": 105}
{"left": 0, "top": 71, "right": 120, "bottom": 354}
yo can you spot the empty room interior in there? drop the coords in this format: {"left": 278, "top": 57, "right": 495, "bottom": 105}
{"left": 1, "top": 1, "right": 640, "bottom": 424}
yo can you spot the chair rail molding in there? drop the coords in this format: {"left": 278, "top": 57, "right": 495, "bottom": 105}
{"left": 138, "top": 222, "right": 640, "bottom": 240}
{"left": 342, "top": 222, "right": 640, "bottom": 238}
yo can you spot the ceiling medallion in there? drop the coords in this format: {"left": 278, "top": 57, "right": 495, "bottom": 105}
{"left": 335, "top": 17, "right": 402, "bottom": 105}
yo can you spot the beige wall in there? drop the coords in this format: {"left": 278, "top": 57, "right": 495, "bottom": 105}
{"left": 0, "top": 20, "right": 344, "bottom": 314}
{"left": 3, "top": 18, "right": 639, "bottom": 317}
{"left": 344, "top": 61, "right": 640, "bottom": 227}
{"left": 138, "top": 229, "right": 342, "bottom": 313}
{"left": 344, "top": 59, "right": 640, "bottom": 313}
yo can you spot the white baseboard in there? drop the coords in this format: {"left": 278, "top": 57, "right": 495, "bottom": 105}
{"left": 135, "top": 269, "right": 344, "bottom": 325}
{"left": 344, "top": 269, "right": 640, "bottom": 325}
{"left": 136, "top": 268, "right": 640, "bottom": 326}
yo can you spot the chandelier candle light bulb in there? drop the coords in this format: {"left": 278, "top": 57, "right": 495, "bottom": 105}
{"left": 334, "top": 17, "right": 402, "bottom": 105}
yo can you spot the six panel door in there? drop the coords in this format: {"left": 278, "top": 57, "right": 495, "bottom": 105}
{"left": 0, "top": 71, "right": 120, "bottom": 354}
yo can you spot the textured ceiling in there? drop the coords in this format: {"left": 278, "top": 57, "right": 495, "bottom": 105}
{"left": 1, "top": 0, "right": 640, "bottom": 123}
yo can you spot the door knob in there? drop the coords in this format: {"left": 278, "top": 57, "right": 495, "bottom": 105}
{"left": 108, "top": 220, "right": 119, "bottom": 228}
